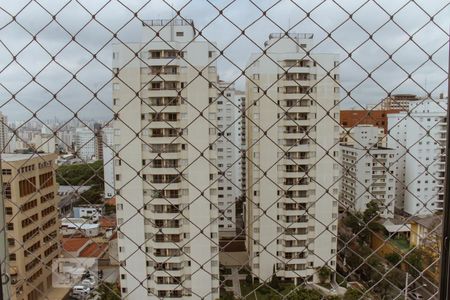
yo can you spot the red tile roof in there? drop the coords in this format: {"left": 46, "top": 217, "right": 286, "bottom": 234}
{"left": 105, "top": 197, "right": 116, "bottom": 206}
{"left": 99, "top": 216, "right": 116, "bottom": 228}
{"left": 62, "top": 237, "right": 90, "bottom": 252}
{"left": 79, "top": 242, "right": 108, "bottom": 258}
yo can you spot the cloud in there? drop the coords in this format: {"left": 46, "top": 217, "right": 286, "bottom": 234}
{"left": 0, "top": 0, "right": 448, "bottom": 122}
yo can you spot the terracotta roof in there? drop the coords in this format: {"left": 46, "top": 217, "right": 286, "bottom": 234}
{"left": 105, "top": 197, "right": 116, "bottom": 206}
{"left": 79, "top": 242, "right": 108, "bottom": 258}
{"left": 100, "top": 216, "right": 116, "bottom": 228}
{"left": 62, "top": 237, "right": 90, "bottom": 252}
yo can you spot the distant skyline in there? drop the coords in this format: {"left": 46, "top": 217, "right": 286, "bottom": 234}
{"left": 0, "top": 0, "right": 448, "bottom": 121}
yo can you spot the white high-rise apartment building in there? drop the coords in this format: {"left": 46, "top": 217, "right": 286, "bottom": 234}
{"left": 388, "top": 98, "right": 446, "bottom": 215}
{"left": 341, "top": 124, "right": 386, "bottom": 148}
{"left": 238, "top": 92, "right": 246, "bottom": 196}
{"left": 112, "top": 19, "right": 220, "bottom": 300}
{"left": 75, "top": 127, "right": 96, "bottom": 161}
{"left": 340, "top": 125, "right": 396, "bottom": 219}
{"left": 245, "top": 33, "right": 340, "bottom": 284}
{"left": 216, "top": 81, "right": 242, "bottom": 236}
{"left": 102, "top": 127, "right": 115, "bottom": 199}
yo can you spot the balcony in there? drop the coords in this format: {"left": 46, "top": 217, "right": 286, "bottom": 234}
{"left": 146, "top": 97, "right": 182, "bottom": 107}
{"left": 149, "top": 144, "right": 182, "bottom": 153}
{"left": 149, "top": 66, "right": 179, "bottom": 75}
{"left": 154, "top": 220, "right": 182, "bottom": 229}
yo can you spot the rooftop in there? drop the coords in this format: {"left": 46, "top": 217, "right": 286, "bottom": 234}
{"left": 382, "top": 219, "right": 411, "bottom": 233}
{"left": 269, "top": 32, "right": 313, "bottom": 40}
{"left": 1, "top": 153, "right": 47, "bottom": 162}
{"left": 58, "top": 185, "right": 92, "bottom": 195}
{"left": 62, "top": 237, "right": 90, "bottom": 252}
{"left": 411, "top": 215, "right": 442, "bottom": 233}
{"left": 143, "top": 19, "right": 193, "bottom": 27}
{"left": 79, "top": 242, "right": 108, "bottom": 258}
{"left": 100, "top": 216, "right": 116, "bottom": 228}
{"left": 105, "top": 197, "right": 116, "bottom": 206}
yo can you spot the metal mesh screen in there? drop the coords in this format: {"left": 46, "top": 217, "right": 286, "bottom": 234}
{"left": 0, "top": 1, "right": 449, "bottom": 299}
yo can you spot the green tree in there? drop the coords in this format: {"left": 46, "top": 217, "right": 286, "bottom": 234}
{"left": 245, "top": 274, "right": 252, "bottom": 284}
{"left": 269, "top": 265, "right": 280, "bottom": 290}
{"left": 318, "top": 266, "right": 331, "bottom": 284}
{"left": 343, "top": 288, "right": 362, "bottom": 300}
{"left": 57, "top": 160, "right": 105, "bottom": 205}
{"left": 288, "top": 288, "right": 322, "bottom": 300}
{"left": 363, "top": 200, "right": 380, "bottom": 223}
{"left": 405, "top": 248, "right": 425, "bottom": 276}
{"left": 57, "top": 160, "right": 104, "bottom": 186}
{"left": 92, "top": 282, "right": 120, "bottom": 300}
{"left": 385, "top": 252, "right": 402, "bottom": 266}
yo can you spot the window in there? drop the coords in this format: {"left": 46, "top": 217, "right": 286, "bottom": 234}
{"left": 176, "top": 31, "right": 184, "bottom": 36}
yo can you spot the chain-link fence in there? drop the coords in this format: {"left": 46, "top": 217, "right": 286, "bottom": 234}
{"left": 0, "top": 0, "right": 449, "bottom": 299}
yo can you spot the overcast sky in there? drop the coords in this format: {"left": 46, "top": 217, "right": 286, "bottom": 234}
{"left": 0, "top": 0, "right": 448, "bottom": 123}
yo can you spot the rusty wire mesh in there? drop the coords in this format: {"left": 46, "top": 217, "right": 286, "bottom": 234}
{"left": 0, "top": 0, "right": 449, "bottom": 300}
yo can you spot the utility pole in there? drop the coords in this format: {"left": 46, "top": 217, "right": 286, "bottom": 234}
{"left": 404, "top": 272, "right": 408, "bottom": 299}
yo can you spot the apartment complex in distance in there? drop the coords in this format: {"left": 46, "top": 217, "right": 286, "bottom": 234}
{"left": 245, "top": 33, "right": 340, "bottom": 284}
{"left": 340, "top": 109, "right": 402, "bottom": 133}
{"left": 340, "top": 124, "right": 385, "bottom": 148}
{"left": 216, "top": 81, "right": 243, "bottom": 236}
{"left": 387, "top": 98, "right": 447, "bottom": 215}
{"left": 2, "top": 153, "right": 60, "bottom": 300}
{"left": 112, "top": 19, "right": 220, "bottom": 299}
{"left": 74, "top": 127, "right": 96, "bottom": 161}
{"left": 0, "top": 112, "right": 9, "bottom": 152}
{"left": 380, "top": 93, "right": 420, "bottom": 110}
{"left": 340, "top": 125, "right": 396, "bottom": 219}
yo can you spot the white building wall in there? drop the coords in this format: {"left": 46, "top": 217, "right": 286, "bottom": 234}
{"left": 387, "top": 99, "right": 446, "bottom": 215}
{"left": 342, "top": 125, "right": 385, "bottom": 148}
{"left": 340, "top": 145, "right": 396, "bottom": 218}
{"left": 246, "top": 33, "right": 340, "bottom": 283}
{"left": 103, "top": 127, "right": 115, "bottom": 199}
{"left": 216, "top": 82, "right": 242, "bottom": 235}
{"left": 75, "top": 127, "right": 96, "bottom": 161}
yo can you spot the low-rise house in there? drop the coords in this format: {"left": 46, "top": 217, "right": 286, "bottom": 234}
{"left": 409, "top": 215, "right": 442, "bottom": 282}
{"left": 60, "top": 218, "right": 100, "bottom": 237}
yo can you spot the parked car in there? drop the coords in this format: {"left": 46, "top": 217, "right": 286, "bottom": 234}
{"left": 408, "top": 292, "right": 424, "bottom": 300}
{"left": 72, "top": 285, "right": 91, "bottom": 299}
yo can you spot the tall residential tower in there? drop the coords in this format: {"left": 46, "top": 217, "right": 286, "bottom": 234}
{"left": 245, "top": 33, "right": 340, "bottom": 284}
{"left": 112, "top": 19, "right": 220, "bottom": 300}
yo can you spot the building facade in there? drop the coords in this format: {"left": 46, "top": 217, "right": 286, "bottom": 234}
{"left": 102, "top": 127, "right": 115, "bottom": 199}
{"left": 2, "top": 153, "right": 60, "bottom": 300}
{"left": 340, "top": 109, "right": 401, "bottom": 133}
{"left": 380, "top": 93, "right": 420, "bottom": 110}
{"left": 75, "top": 127, "right": 96, "bottom": 161}
{"left": 340, "top": 146, "right": 396, "bottom": 219}
{"left": 387, "top": 98, "right": 446, "bottom": 215}
{"left": 0, "top": 112, "right": 9, "bottom": 152}
{"left": 216, "top": 81, "right": 242, "bottom": 236}
{"left": 340, "top": 125, "right": 386, "bottom": 148}
{"left": 112, "top": 19, "right": 220, "bottom": 299}
{"left": 245, "top": 33, "right": 340, "bottom": 284}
